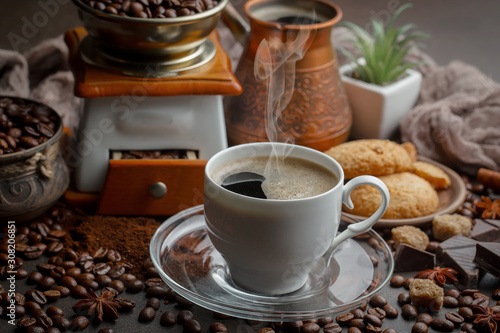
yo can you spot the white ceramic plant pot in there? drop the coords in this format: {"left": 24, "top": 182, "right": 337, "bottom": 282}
{"left": 339, "top": 60, "right": 422, "bottom": 140}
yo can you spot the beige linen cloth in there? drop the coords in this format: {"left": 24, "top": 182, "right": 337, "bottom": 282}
{"left": 1, "top": 27, "right": 499, "bottom": 175}
{"left": 0, "top": 36, "right": 82, "bottom": 131}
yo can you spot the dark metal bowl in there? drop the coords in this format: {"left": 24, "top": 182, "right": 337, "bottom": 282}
{"left": 0, "top": 97, "right": 69, "bottom": 223}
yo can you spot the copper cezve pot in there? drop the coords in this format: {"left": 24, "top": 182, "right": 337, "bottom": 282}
{"left": 222, "top": 0, "right": 351, "bottom": 151}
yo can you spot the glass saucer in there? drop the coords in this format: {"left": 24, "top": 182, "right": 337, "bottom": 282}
{"left": 150, "top": 205, "right": 394, "bottom": 322}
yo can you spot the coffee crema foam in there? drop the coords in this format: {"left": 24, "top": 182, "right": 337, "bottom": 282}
{"left": 212, "top": 156, "right": 338, "bottom": 200}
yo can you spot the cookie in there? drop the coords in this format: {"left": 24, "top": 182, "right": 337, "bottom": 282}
{"left": 345, "top": 172, "right": 439, "bottom": 219}
{"left": 401, "top": 142, "right": 418, "bottom": 163}
{"left": 325, "top": 139, "right": 413, "bottom": 179}
{"left": 411, "top": 161, "right": 451, "bottom": 190}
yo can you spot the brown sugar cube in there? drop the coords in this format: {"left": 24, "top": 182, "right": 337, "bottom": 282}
{"left": 392, "top": 225, "right": 429, "bottom": 251}
{"left": 401, "top": 142, "right": 418, "bottom": 163}
{"left": 409, "top": 278, "right": 444, "bottom": 311}
{"left": 433, "top": 214, "right": 472, "bottom": 241}
{"left": 411, "top": 161, "right": 451, "bottom": 190}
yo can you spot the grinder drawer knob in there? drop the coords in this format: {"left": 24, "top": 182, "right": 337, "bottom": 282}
{"left": 149, "top": 182, "right": 167, "bottom": 199}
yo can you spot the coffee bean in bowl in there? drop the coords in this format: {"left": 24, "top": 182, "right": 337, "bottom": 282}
{"left": 72, "top": 0, "right": 228, "bottom": 62}
{"left": 80, "top": 0, "right": 220, "bottom": 18}
{"left": 0, "top": 97, "right": 69, "bottom": 223}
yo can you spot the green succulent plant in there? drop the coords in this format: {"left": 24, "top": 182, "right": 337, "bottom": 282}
{"left": 340, "top": 3, "right": 428, "bottom": 86}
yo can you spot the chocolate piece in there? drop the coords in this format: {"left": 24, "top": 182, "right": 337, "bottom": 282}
{"left": 393, "top": 244, "right": 435, "bottom": 272}
{"left": 436, "top": 236, "right": 479, "bottom": 289}
{"left": 473, "top": 242, "right": 500, "bottom": 277}
{"left": 471, "top": 219, "right": 500, "bottom": 242}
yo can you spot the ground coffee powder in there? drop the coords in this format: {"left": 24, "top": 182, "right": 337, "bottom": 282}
{"left": 64, "top": 215, "right": 160, "bottom": 278}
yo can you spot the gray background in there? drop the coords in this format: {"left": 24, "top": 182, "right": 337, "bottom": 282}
{"left": 1, "top": 0, "right": 499, "bottom": 80}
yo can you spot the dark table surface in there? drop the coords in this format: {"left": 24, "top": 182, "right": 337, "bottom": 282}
{"left": 2, "top": 239, "right": 499, "bottom": 333}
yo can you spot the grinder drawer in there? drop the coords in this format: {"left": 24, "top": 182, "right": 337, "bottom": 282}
{"left": 97, "top": 159, "right": 206, "bottom": 216}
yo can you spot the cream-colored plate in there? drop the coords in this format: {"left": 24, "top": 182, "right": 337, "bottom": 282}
{"left": 342, "top": 157, "right": 467, "bottom": 228}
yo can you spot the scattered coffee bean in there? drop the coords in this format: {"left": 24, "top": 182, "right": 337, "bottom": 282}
{"left": 27, "top": 271, "right": 43, "bottom": 285}
{"left": 403, "top": 277, "right": 414, "bottom": 289}
{"left": 81, "top": 278, "right": 99, "bottom": 291}
{"left": 367, "top": 307, "right": 386, "bottom": 319}
{"left": 336, "top": 312, "right": 354, "bottom": 325}
{"left": 72, "top": 315, "right": 90, "bottom": 331}
{"left": 52, "top": 286, "right": 70, "bottom": 298}
{"left": 37, "top": 276, "right": 56, "bottom": 290}
{"left": 445, "top": 311, "right": 464, "bottom": 325}
{"left": 444, "top": 289, "right": 461, "bottom": 299}
{"left": 26, "top": 289, "right": 47, "bottom": 305}
{"left": 416, "top": 313, "right": 433, "bottom": 326}
{"left": 350, "top": 308, "right": 365, "bottom": 319}
{"left": 459, "top": 296, "right": 473, "bottom": 307}
{"left": 177, "top": 310, "right": 194, "bottom": 324}
{"left": 471, "top": 293, "right": 490, "bottom": 307}
{"left": 70, "top": 285, "right": 88, "bottom": 298}
{"left": 24, "top": 301, "right": 41, "bottom": 314}
{"left": 17, "top": 317, "right": 37, "bottom": 328}
{"left": 390, "top": 275, "right": 405, "bottom": 288}
{"left": 301, "top": 322, "right": 320, "bottom": 333}
{"left": 461, "top": 289, "right": 480, "bottom": 297}
{"left": 46, "top": 306, "right": 64, "bottom": 317}
{"left": 461, "top": 322, "right": 477, "bottom": 333}
{"left": 146, "top": 285, "right": 168, "bottom": 298}
{"left": 382, "top": 329, "right": 398, "bottom": 333}
{"left": 184, "top": 319, "right": 202, "bottom": 333}
{"left": 349, "top": 319, "right": 365, "bottom": 330}
{"left": 401, "top": 304, "right": 418, "bottom": 320}
{"left": 138, "top": 307, "right": 156, "bottom": 322}
{"left": 411, "top": 322, "right": 428, "bottom": 333}
{"left": 430, "top": 318, "right": 454, "bottom": 332}
{"left": 323, "top": 323, "right": 342, "bottom": 333}
{"left": 365, "top": 324, "right": 382, "bottom": 333}
{"left": 443, "top": 295, "right": 459, "bottom": 307}
{"left": 364, "top": 314, "right": 383, "bottom": 327}
{"left": 458, "top": 306, "right": 473, "bottom": 322}
{"left": 98, "top": 329, "right": 115, "bottom": 333}
{"left": 43, "top": 289, "right": 61, "bottom": 302}
{"left": 397, "top": 292, "right": 411, "bottom": 306}
{"left": 125, "top": 278, "right": 143, "bottom": 293}
{"left": 383, "top": 304, "right": 398, "bottom": 318}
{"left": 348, "top": 327, "right": 362, "bottom": 333}
{"left": 160, "top": 311, "right": 176, "bottom": 326}
{"left": 317, "top": 317, "right": 333, "bottom": 326}
{"left": 52, "top": 315, "right": 71, "bottom": 331}
{"left": 146, "top": 297, "right": 161, "bottom": 310}
{"left": 370, "top": 294, "right": 388, "bottom": 308}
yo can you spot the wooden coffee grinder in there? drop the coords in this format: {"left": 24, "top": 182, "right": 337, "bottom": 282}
{"left": 64, "top": 0, "right": 241, "bottom": 215}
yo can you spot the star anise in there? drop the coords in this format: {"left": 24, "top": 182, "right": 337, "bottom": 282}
{"left": 475, "top": 196, "right": 500, "bottom": 220}
{"left": 72, "top": 289, "right": 121, "bottom": 322}
{"left": 414, "top": 266, "right": 458, "bottom": 287}
{"left": 471, "top": 305, "right": 500, "bottom": 333}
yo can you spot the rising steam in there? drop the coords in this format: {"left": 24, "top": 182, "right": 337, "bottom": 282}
{"left": 253, "top": 16, "right": 316, "bottom": 173}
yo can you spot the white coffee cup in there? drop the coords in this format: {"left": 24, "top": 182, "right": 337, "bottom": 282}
{"left": 204, "top": 142, "right": 389, "bottom": 295}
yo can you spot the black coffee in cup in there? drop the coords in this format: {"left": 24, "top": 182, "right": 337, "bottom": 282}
{"left": 213, "top": 156, "right": 338, "bottom": 200}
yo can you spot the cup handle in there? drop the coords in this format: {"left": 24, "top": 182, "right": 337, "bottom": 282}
{"left": 324, "top": 176, "right": 389, "bottom": 264}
